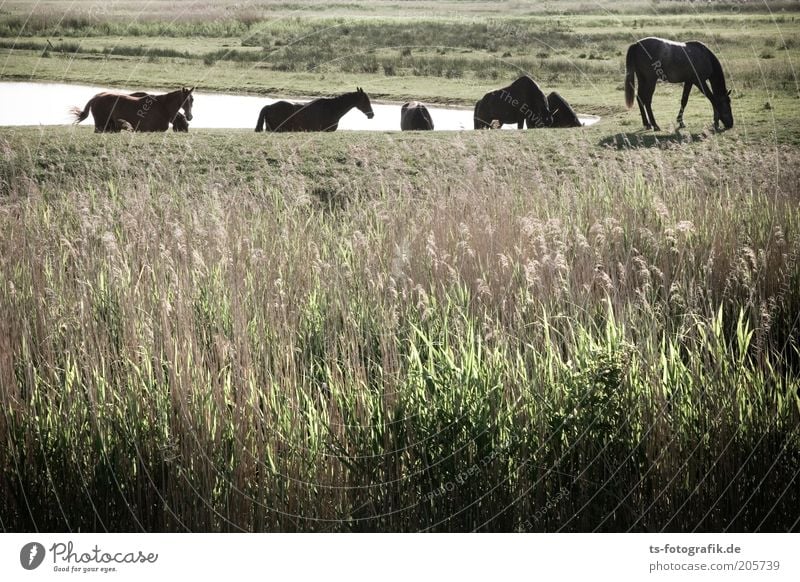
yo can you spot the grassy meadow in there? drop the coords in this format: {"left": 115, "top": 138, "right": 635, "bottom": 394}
{"left": 1, "top": 1, "right": 800, "bottom": 532}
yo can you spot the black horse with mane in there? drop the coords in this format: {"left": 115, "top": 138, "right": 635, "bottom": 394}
{"left": 255, "top": 87, "right": 374, "bottom": 132}
{"left": 474, "top": 76, "right": 552, "bottom": 129}
{"left": 625, "top": 37, "right": 733, "bottom": 131}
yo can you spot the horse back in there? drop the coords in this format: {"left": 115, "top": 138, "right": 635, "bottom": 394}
{"left": 91, "top": 92, "right": 171, "bottom": 131}
{"left": 481, "top": 77, "right": 546, "bottom": 125}
{"left": 632, "top": 37, "right": 714, "bottom": 83}
{"left": 263, "top": 101, "right": 310, "bottom": 131}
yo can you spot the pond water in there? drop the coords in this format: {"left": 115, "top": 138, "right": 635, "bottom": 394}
{"left": 0, "top": 81, "right": 600, "bottom": 131}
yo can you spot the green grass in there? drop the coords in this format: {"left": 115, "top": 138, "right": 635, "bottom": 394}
{"left": 0, "top": 126, "right": 798, "bottom": 531}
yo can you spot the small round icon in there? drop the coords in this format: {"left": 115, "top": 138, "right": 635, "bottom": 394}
{"left": 20, "top": 542, "right": 46, "bottom": 570}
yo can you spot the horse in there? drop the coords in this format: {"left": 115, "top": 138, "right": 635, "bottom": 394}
{"left": 255, "top": 87, "right": 374, "bottom": 132}
{"left": 130, "top": 92, "right": 190, "bottom": 132}
{"left": 624, "top": 37, "right": 733, "bottom": 131}
{"left": 71, "top": 87, "right": 195, "bottom": 132}
{"left": 400, "top": 101, "right": 434, "bottom": 130}
{"left": 473, "top": 76, "right": 552, "bottom": 130}
{"left": 547, "top": 92, "right": 582, "bottom": 128}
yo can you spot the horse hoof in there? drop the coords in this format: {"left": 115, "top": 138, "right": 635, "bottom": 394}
{"left": 652, "top": 125, "right": 661, "bottom": 132}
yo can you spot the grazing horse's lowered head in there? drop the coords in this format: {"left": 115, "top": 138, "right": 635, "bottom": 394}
{"left": 713, "top": 89, "right": 734, "bottom": 129}
{"left": 547, "top": 91, "right": 582, "bottom": 128}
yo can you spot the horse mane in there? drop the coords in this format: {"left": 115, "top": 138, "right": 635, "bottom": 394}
{"left": 706, "top": 45, "right": 728, "bottom": 96}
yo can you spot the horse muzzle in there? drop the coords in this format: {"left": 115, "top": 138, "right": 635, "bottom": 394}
{"left": 184, "top": 112, "right": 194, "bottom": 121}
{"left": 366, "top": 111, "right": 375, "bottom": 119}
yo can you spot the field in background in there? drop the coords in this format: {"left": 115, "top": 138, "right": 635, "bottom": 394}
{"left": 1, "top": 1, "right": 799, "bottom": 118}
{"left": 1, "top": 1, "right": 799, "bottom": 532}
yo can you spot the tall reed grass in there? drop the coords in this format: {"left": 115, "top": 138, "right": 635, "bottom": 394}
{"left": 0, "top": 130, "right": 798, "bottom": 531}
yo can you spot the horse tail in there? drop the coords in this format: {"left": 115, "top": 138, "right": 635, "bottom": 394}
{"left": 625, "top": 44, "right": 637, "bottom": 109}
{"left": 255, "top": 107, "right": 266, "bottom": 132}
{"left": 473, "top": 99, "right": 483, "bottom": 129}
{"left": 70, "top": 97, "right": 95, "bottom": 124}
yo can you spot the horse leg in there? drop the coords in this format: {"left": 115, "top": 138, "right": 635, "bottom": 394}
{"left": 700, "top": 80, "right": 720, "bottom": 130}
{"left": 94, "top": 113, "right": 106, "bottom": 132}
{"left": 676, "top": 82, "right": 692, "bottom": 129}
{"left": 638, "top": 80, "right": 659, "bottom": 131}
{"left": 635, "top": 75, "right": 652, "bottom": 129}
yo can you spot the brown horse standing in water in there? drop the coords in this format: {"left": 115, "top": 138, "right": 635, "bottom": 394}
{"left": 474, "top": 76, "right": 552, "bottom": 129}
{"left": 625, "top": 37, "right": 733, "bottom": 131}
{"left": 400, "top": 101, "right": 434, "bottom": 130}
{"left": 255, "top": 87, "right": 374, "bottom": 132}
{"left": 71, "top": 87, "right": 195, "bottom": 132}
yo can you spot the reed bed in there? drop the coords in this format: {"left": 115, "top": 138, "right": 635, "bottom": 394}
{"left": 0, "top": 129, "right": 798, "bottom": 531}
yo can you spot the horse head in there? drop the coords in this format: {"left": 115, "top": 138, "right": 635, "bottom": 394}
{"left": 715, "top": 89, "right": 733, "bottom": 129}
{"left": 356, "top": 87, "right": 374, "bottom": 119}
{"left": 181, "top": 87, "right": 195, "bottom": 121}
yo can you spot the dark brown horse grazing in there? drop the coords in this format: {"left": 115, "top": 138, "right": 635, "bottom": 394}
{"left": 71, "top": 87, "right": 195, "bottom": 132}
{"left": 255, "top": 87, "right": 374, "bottom": 132}
{"left": 625, "top": 37, "right": 733, "bottom": 131}
{"left": 473, "top": 76, "right": 552, "bottom": 130}
{"left": 400, "top": 101, "right": 434, "bottom": 130}
{"left": 130, "top": 92, "right": 190, "bottom": 132}
{"left": 547, "top": 92, "right": 582, "bottom": 128}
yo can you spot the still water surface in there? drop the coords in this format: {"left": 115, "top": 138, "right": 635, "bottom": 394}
{"left": 0, "top": 82, "right": 600, "bottom": 130}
